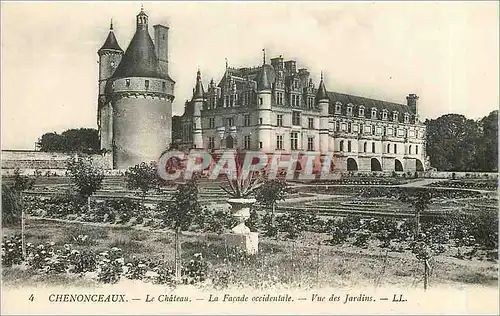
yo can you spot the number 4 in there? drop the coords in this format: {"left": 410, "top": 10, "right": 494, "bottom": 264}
{"left": 29, "top": 294, "right": 34, "bottom": 302}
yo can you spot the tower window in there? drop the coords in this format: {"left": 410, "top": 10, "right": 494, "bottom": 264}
{"left": 308, "top": 118, "right": 314, "bottom": 129}
{"left": 244, "top": 114, "right": 251, "bottom": 127}
{"left": 290, "top": 132, "right": 298, "bottom": 150}
{"left": 145, "top": 80, "right": 149, "bottom": 90}
{"left": 259, "top": 98, "right": 263, "bottom": 105}
{"left": 415, "top": 145, "right": 419, "bottom": 155}
{"left": 276, "top": 135, "right": 283, "bottom": 150}
{"left": 277, "top": 114, "right": 283, "bottom": 127}
{"left": 259, "top": 141, "right": 263, "bottom": 149}
{"left": 292, "top": 111, "right": 301, "bottom": 126}
{"left": 259, "top": 118, "right": 263, "bottom": 125}
{"left": 307, "top": 137, "right": 314, "bottom": 151}
{"left": 162, "top": 82, "right": 166, "bottom": 91}
{"left": 126, "top": 79, "right": 130, "bottom": 88}
{"left": 244, "top": 135, "right": 251, "bottom": 149}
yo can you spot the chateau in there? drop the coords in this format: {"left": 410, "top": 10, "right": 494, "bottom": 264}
{"left": 97, "top": 8, "right": 175, "bottom": 169}
{"left": 178, "top": 53, "right": 428, "bottom": 173}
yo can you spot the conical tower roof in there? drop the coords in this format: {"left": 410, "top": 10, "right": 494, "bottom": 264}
{"left": 193, "top": 69, "right": 205, "bottom": 99}
{"left": 98, "top": 20, "right": 123, "bottom": 53}
{"left": 316, "top": 72, "right": 329, "bottom": 101}
{"left": 111, "top": 9, "right": 167, "bottom": 80}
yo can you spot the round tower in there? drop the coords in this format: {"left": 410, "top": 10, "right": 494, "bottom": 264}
{"left": 97, "top": 19, "right": 123, "bottom": 152}
{"left": 316, "top": 72, "right": 330, "bottom": 154}
{"left": 256, "top": 50, "right": 272, "bottom": 152}
{"left": 106, "top": 8, "right": 175, "bottom": 169}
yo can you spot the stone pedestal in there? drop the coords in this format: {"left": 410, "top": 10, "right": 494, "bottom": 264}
{"left": 224, "top": 232, "right": 258, "bottom": 255}
{"left": 226, "top": 197, "right": 259, "bottom": 255}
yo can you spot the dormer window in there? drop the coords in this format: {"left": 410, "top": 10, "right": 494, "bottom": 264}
{"left": 404, "top": 113, "right": 410, "bottom": 123}
{"left": 346, "top": 104, "right": 353, "bottom": 116}
{"left": 393, "top": 111, "right": 399, "bottom": 122}
{"left": 382, "top": 109, "right": 388, "bottom": 120}
{"left": 359, "top": 106, "right": 365, "bottom": 117}
{"left": 335, "top": 102, "right": 342, "bottom": 114}
{"left": 371, "top": 108, "right": 377, "bottom": 119}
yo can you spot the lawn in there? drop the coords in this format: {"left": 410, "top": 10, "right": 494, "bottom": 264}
{"left": 2, "top": 218, "right": 497, "bottom": 290}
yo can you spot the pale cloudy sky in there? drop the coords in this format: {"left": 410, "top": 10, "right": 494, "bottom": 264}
{"left": 1, "top": 1, "right": 498, "bottom": 150}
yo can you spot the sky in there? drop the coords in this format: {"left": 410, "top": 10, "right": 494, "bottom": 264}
{"left": 1, "top": 1, "right": 498, "bottom": 150}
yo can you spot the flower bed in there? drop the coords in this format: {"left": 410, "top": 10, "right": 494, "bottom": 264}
{"left": 428, "top": 180, "right": 498, "bottom": 191}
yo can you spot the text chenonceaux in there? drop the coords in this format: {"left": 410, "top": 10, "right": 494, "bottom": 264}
{"left": 157, "top": 150, "right": 337, "bottom": 181}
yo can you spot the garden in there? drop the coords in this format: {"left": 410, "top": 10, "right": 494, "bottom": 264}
{"left": 2, "top": 159, "right": 498, "bottom": 290}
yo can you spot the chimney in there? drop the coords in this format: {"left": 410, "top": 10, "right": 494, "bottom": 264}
{"left": 154, "top": 24, "right": 169, "bottom": 77}
{"left": 406, "top": 93, "right": 419, "bottom": 114}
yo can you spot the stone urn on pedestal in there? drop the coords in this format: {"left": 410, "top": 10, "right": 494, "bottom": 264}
{"left": 220, "top": 150, "right": 263, "bottom": 255}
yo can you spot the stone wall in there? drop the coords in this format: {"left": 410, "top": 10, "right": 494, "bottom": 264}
{"left": 1, "top": 150, "right": 113, "bottom": 176}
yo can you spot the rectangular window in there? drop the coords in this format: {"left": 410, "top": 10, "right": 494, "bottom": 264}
{"left": 307, "top": 137, "right": 314, "bottom": 151}
{"left": 276, "top": 135, "right": 283, "bottom": 150}
{"left": 336, "top": 121, "right": 340, "bottom": 132}
{"left": 394, "top": 144, "right": 397, "bottom": 154}
{"left": 347, "top": 140, "right": 352, "bottom": 152}
{"left": 291, "top": 132, "right": 298, "bottom": 150}
{"left": 348, "top": 122, "right": 352, "bottom": 133}
{"left": 372, "top": 142, "right": 376, "bottom": 153}
{"left": 276, "top": 92, "right": 283, "bottom": 105}
{"left": 244, "top": 135, "right": 251, "bottom": 149}
{"left": 126, "top": 79, "right": 131, "bottom": 88}
{"left": 208, "top": 137, "right": 215, "bottom": 149}
{"left": 308, "top": 118, "right": 314, "bottom": 129}
{"left": 415, "top": 145, "right": 419, "bottom": 155}
{"left": 292, "top": 111, "right": 301, "bottom": 126}
{"left": 277, "top": 114, "right": 283, "bottom": 127}
{"left": 227, "top": 118, "right": 234, "bottom": 127}
{"left": 244, "top": 114, "right": 250, "bottom": 127}
{"left": 209, "top": 118, "right": 215, "bottom": 129}
{"left": 145, "top": 80, "right": 149, "bottom": 89}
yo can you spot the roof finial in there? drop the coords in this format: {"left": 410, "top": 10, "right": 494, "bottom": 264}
{"left": 225, "top": 58, "right": 228, "bottom": 69}
{"left": 197, "top": 67, "right": 201, "bottom": 80}
{"left": 262, "top": 48, "right": 266, "bottom": 65}
{"left": 141, "top": 3, "right": 144, "bottom": 11}
{"left": 110, "top": 18, "right": 113, "bottom": 30}
{"left": 321, "top": 71, "right": 324, "bottom": 81}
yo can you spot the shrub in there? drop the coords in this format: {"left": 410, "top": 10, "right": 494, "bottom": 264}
{"left": 97, "top": 247, "right": 124, "bottom": 284}
{"left": 181, "top": 253, "right": 209, "bottom": 285}
{"left": 1, "top": 235, "right": 23, "bottom": 267}
{"left": 125, "top": 256, "right": 149, "bottom": 280}
{"left": 2, "top": 184, "right": 21, "bottom": 226}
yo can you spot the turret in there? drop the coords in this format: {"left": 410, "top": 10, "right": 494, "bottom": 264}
{"left": 256, "top": 49, "right": 272, "bottom": 152}
{"left": 192, "top": 69, "right": 204, "bottom": 149}
{"left": 97, "top": 19, "right": 123, "bottom": 152}
{"left": 316, "top": 72, "right": 330, "bottom": 153}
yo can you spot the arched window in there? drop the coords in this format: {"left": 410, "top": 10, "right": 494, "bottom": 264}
{"left": 372, "top": 142, "right": 376, "bottom": 153}
{"left": 339, "top": 140, "right": 344, "bottom": 152}
{"left": 363, "top": 142, "right": 367, "bottom": 152}
{"left": 409, "top": 145, "right": 412, "bottom": 155}
{"left": 347, "top": 141, "right": 352, "bottom": 152}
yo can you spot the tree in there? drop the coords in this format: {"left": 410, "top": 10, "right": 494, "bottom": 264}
{"left": 255, "top": 179, "right": 288, "bottom": 227}
{"left": 37, "top": 128, "right": 100, "bottom": 154}
{"left": 425, "top": 114, "right": 481, "bottom": 171}
{"left": 399, "top": 189, "right": 432, "bottom": 240}
{"left": 162, "top": 177, "right": 202, "bottom": 281}
{"left": 8, "top": 169, "right": 35, "bottom": 257}
{"left": 477, "top": 110, "right": 498, "bottom": 172}
{"left": 2, "top": 183, "right": 21, "bottom": 226}
{"left": 66, "top": 155, "right": 104, "bottom": 211}
{"left": 125, "top": 162, "right": 161, "bottom": 200}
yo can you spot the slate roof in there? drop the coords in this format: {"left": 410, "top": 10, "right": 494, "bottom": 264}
{"left": 98, "top": 30, "right": 123, "bottom": 53}
{"left": 111, "top": 25, "right": 167, "bottom": 80}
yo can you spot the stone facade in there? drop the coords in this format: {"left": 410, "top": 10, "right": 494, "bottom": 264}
{"left": 179, "top": 54, "right": 428, "bottom": 173}
{"left": 97, "top": 9, "right": 175, "bottom": 169}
